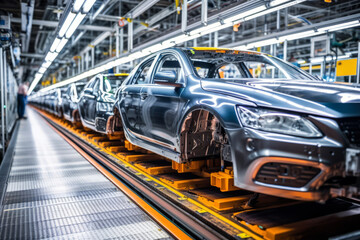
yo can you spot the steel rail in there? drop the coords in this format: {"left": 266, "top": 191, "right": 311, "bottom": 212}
{"left": 37, "top": 109, "right": 233, "bottom": 240}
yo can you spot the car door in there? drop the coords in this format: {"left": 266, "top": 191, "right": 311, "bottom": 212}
{"left": 139, "top": 53, "right": 186, "bottom": 148}
{"left": 78, "top": 78, "right": 95, "bottom": 121}
{"left": 87, "top": 78, "right": 100, "bottom": 123}
{"left": 119, "top": 57, "right": 156, "bottom": 135}
{"left": 62, "top": 85, "right": 71, "bottom": 118}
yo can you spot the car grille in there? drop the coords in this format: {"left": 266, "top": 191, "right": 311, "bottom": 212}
{"left": 255, "top": 162, "right": 321, "bottom": 188}
{"left": 338, "top": 118, "right": 360, "bottom": 148}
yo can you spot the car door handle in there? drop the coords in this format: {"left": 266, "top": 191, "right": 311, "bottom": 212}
{"left": 140, "top": 93, "right": 148, "bottom": 100}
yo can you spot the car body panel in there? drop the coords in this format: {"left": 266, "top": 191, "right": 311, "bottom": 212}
{"left": 113, "top": 47, "right": 360, "bottom": 201}
{"left": 201, "top": 79, "right": 360, "bottom": 118}
{"left": 78, "top": 73, "right": 129, "bottom": 133}
{"left": 62, "top": 82, "right": 86, "bottom": 123}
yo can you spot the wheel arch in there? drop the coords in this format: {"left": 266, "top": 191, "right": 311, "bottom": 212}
{"left": 177, "top": 104, "right": 233, "bottom": 162}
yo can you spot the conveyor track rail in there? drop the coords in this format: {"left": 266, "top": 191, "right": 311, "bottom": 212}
{"left": 39, "top": 108, "right": 232, "bottom": 240}
{"left": 32, "top": 106, "right": 360, "bottom": 240}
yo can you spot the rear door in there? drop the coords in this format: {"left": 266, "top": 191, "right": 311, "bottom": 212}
{"left": 78, "top": 78, "right": 95, "bottom": 121}
{"left": 87, "top": 78, "right": 100, "bottom": 123}
{"left": 139, "top": 53, "right": 186, "bottom": 147}
{"left": 119, "top": 57, "right": 156, "bottom": 135}
{"left": 63, "top": 85, "right": 72, "bottom": 118}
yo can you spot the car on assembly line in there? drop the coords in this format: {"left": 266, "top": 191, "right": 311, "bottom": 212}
{"left": 62, "top": 82, "right": 86, "bottom": 124}
{"left": 111, "top": 47, "right": 360, "bottom": 202}
{"left": 44, "top": 88, "right": 65, "bottom": 117}
{"left": 78, "top": 73, "right": 129, "bottom": 134}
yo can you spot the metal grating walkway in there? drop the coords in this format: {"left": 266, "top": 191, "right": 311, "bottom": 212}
{"left": 0, "top": 108, "right": 172, "bottom": 240}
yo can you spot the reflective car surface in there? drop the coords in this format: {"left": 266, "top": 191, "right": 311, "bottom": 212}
{"left": 46, "top": 88, "right": 67, "bottom": 117}
{"left": 62, "top": 82, "right": 86, "bottom": 124}
{"left": 112, "top": 47, "right": 360, "bottom": 201}
{"left": 78, "top": 73, "right": 129, "bottom": 133}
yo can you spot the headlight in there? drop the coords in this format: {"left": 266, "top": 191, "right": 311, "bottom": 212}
{"left": 237, "top": 107, "right": 322, "bottom": 137}
{"left": 97, "top": 102, "right": 113, "bottom": 112}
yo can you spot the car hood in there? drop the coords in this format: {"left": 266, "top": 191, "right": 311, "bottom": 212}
{"left": 200, "top": 78, "right": 360, "bottom": 118}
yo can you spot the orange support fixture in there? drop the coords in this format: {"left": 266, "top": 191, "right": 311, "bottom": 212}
{"left": 172, "top": 160, "right": 206, "bottom": 173}
{"left": 211, "top": 167, "right": 240, "bottom": 192}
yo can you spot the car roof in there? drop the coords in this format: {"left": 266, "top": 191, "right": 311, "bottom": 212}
{"left": 179, "top": 47, "right": 267, "bottom": 56}
{"left": 102, "top": 73, "right": 129, "bottom": 77}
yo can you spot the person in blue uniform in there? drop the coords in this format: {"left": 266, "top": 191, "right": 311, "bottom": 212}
{"left": 17, "top": 81, "right": 29, "bottom": 119}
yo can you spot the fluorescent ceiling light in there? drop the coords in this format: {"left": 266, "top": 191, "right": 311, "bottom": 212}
{"left": 28, "top": 73, "right": 44, "bottom": 94}
{"left": 58, "top": 12, "right": 76, "bottom": 38}
{"left": 42, "top": 61, "right": 52, "bottom": 68}
{"left": 50, "top": 38, "right": 61, "bottom": 52}
{"left": 162, "top": 35, "right": 189, "bottom": 45}
{"left": 278, "top": 30, "right": 318, "bottom": 42}
{"left": 310, "top": 55, "right": 350, "bottom": 63}
{"left": 224, "top": 6, "right": 267, "bottom": 24}
{"left": 45, "top": 51, "right": 58, "bottom": 62}
{"left": 174, "top": 34, "right": 199, "bottom": 44}
{"left": 65, "top": 13, "right": 85, "bottom": 38}
{"left": 189, "top": 22, "right": 221, "bottom": 36}
{"left": 73, "top": 0, "right": 85, "bottom": 12}
{"left": 317, "top": 20, "right": 360, "bottom": 32}
{"left": 200, "top": 22, "right": 233, "bottom": 36}
{"left": 82, "top": 0, "right": 96, "bottom": 13}
{"left": 270, "top": 0, "right": 291, "bottom": 6}
{"left": 297, "top": 59, "right": 306, "bottom": 64}
{"left": 38, "top": 67, "right": 47, "bottom": 74}
{"left": 245, "top": 1, "right": 302, "bottom": 21}
{"left": 236, "top": 19, "right": 359, "bottom": 50}
{"left": 237, "top": 38, "right": 278, "bottom": 49}
{"left": 55, "top": 38, "right": 68, "bottom": 53}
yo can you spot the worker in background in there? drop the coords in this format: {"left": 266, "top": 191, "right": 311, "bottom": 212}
{"left": 17, "top": 81, "right": 29, "bottom": 119}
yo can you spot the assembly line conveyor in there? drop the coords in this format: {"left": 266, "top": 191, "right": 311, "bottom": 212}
{"left": 0, "top": 108, "right": 172, "bottom": 239}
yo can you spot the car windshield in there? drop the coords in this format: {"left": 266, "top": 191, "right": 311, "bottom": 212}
{"left": 184, "top": 49, "right": 315, "bottom": 80}
{"left": 102, "top": 75, "right": 128, "bottom": 94}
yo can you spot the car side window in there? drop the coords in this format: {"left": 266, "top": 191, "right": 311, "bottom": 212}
{"left": 216, "top": 63, "right": 242, "bottom": 78}
{"left": 66, "top": 86, "right": 71, "bottom": 97}
{"left": 93, "top": 79, "right": 100, "bottom": 92}
{"left": 132, "top": 58, "right": 155, "bottom": 85}
{"left": 153, "top": 54, "right": 183, "bottom": 83}
{"left": 87, "top": 78, "right": 96, "bottom": 89}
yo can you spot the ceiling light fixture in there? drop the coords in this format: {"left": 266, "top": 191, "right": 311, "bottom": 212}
{"left": 65, "top": 13, "right": 86, "bottom": 38}
{"left": 58, "top": 12, "right": 76, "bottom": 38}
{"left": 50, "top": 38, "right": 61, "bottom": 52}
{"left": 55, "top": 38, "right": 69, "bottom": 53}
{"left": 73, "top": 0, "right": 85, "bottom": 12}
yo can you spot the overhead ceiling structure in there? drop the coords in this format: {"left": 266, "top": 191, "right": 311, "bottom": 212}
{"left": 2, "top": 0, "right": 360, "bottom": 93}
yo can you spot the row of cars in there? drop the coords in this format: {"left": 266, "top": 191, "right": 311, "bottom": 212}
{"left": 33, "top": 73, "right": 129, "bottom": 133}
{"left": 30, "top": 47, "right": 360, "bottom": 202}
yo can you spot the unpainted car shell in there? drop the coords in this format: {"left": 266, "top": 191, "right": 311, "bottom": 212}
{"left": 62, "top": 82, "right": 86, "bottom": 123}
{"left": 78, "top": 73, "right": 129, "bottom": 134}
{"left": 113, "top": 48, "right": 360, "bottom": 201}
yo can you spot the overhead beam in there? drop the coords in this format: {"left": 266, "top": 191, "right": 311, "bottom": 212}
{"left": 11, "top": 18, "right": 114, "bottom": 32}
{"left": 80, "top": 31, "right": 112, "bottom": 55}
{"left": 133, "top": 3, "right": 176, "bottom": 36}
{"left": 223, "top": 13, "right": 360, "bottom": 49}
{"left": 21, "top": 53, "right": 45, "bottom": 58}
{"left": 129, "top": 0, "right": 161, "bottom": 19}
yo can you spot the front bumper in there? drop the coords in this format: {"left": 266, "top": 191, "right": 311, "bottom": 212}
{"left": 226, "top": 117, "right": 359, "bottom": 201}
